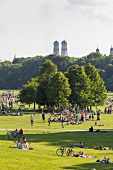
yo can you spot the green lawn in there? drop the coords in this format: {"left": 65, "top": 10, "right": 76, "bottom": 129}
{"left": 0, "top": 89, "right": 113, "bottom": 170}
{"left": 0, "top": 112, "right": 113, "bottom": 170}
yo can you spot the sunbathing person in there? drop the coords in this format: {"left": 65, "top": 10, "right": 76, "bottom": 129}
{"left": 79, "top": 151, "right": 96, "bottom": 158}
{"left": 94, "top": 122, "right": 108, "bottom": 126}
{"left": 72, "top": 151, "right": 96, "bottom": 158}
{"left": 96, "top": 157, "right": 111, "bottom": 163}
{"left": 94, "top": 145, "right": 112, "bottom": 150}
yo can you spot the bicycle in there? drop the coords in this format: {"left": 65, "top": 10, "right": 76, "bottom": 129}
{"left": 66, "top": 148, "right": 74, "bottom": 156}
{"left": 56, "top": 146, "right": 74, "bottom": 156}
{"left": 56, "top": 146, "right": 66, "bottom": 156}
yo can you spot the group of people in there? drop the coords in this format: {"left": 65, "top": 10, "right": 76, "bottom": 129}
{"left": 5, "top": 128, "right": 23, "bottom": 140}
{"left": 104, "top": 106, "right": 112, "bottom": 114}
{"left": 69, "top": 141, "right": 112, "bottom": 165}
{"left": 10, "top": 136, "right": 33, "bottom": 150}
{"left": 15, "top": 137, "right": 28, "bottom": 149}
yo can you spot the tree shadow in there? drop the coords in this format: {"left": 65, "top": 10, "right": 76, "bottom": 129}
{"left": 1, "top": 131, "right": 113, "bottom": 151}
{"left": 18, "top": 131, "right": 113, "bottom": 148}
{"left": 62, "top": 162, "right": 113, "bottom": 170}
{"left": 1, "top": 131, "right": 113, "bottom": 170}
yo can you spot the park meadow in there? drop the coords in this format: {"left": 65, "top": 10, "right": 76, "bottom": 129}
{"left": 0, "top": 90, "right": 113, "bottom": 170}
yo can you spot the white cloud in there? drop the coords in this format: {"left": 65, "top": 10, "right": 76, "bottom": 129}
{"left": 0, "top": 0, "right": 112, "bottom": 60}
{"left": 68, "top": 0, "right": 107, "bottom": 6}
{"left": 67, "top": 0, "right": 113, "bottom": 23}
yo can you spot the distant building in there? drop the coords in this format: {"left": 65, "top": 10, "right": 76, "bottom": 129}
{"left": 13, "top": 54, "right": 16, "bottom": 60}
{"left": 96, "top": 46, "right": 100, "bottom": 53}
{"left": 110, "top": 46, "right": 113, "bottom": 55}
{"left": 61, "top": 40, "right": 68, "bottom": 56}
{"left": 53, "top": 40, "right": 59, "bottom": 55}
{"left": 53, "top": 41, "right": 113, "bottom": 56}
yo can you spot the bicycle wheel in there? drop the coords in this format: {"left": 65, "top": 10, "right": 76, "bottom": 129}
{"left": 56, "top": 149, "right": 64, "bottom": 156}
{"left": 66, "top": 148, "right": 73, "bottom": 156}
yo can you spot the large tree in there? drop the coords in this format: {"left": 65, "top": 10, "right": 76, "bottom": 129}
{"left": 47, "top": 72, "right": 71, "bottom": 108}
{"left": 36, "top": 60, "right": 57, "bottom": 105}
{"left": 19, "top": 78, "right": 38, "bottom": 110}
{"left": 65, "top": 65, "right": 91, "bottom": 108}
{"left": 84, "top": 63, "right": 107, "bottom": 108}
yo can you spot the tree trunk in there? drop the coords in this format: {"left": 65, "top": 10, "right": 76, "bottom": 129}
{"left": 34, "top": 102, "right": 35, "bottom": 110}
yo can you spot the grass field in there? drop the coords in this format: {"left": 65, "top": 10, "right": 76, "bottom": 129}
{"left": 0, "top": 90, "right": 113, "bottom": 170}
{"left": 0, "top": 112, "right": 113, "bottom": 170}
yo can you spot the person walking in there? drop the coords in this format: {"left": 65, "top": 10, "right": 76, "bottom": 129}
{"left": 48, "top": 116, "right": 51, "bottom": 126}
{"left": 61, "top": 117, "right": 64, "bottom": 128}
{"left": 30, "top": 115, "right": 34, "bottom": 126}
{"left": 42, "top": 112, "right": 45, "bottom": 122}
{"left": 97, "top": 110, "right": 100, "bottom": 121}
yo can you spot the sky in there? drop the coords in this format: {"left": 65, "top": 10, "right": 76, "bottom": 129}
{"left": 0, "top": 0, "right": 113, "bottom": 61}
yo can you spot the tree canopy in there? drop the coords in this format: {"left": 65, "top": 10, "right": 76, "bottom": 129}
{"left": 19, "top": 78, "right": 38, "bottom": 109}
{"left": 47, "top": 72, "right": 71, "bottom": 108}
{"left": 65, "top": 65, "right": 91, "bottom": 108}
{"left": 19, "top": 60, "right": 107, "bottom": 109}
{"left": 84, "top": 63, "right": 107, "bottom": 107}
{"left": 0, "top": 52, "right": 113, "bottom": 91}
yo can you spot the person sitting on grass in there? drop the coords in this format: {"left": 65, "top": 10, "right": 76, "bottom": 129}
{"left": 22, "top": 136, "right": 28, "bottom": 149}
{"left": 19, "top": 128, "right": 23, "bottom": 135}
{"left": 11, "top": 139, "right": 31, "bottom": 150}
{"left": 10, "top": 140, "right": 23, "bottom": 149}
{"left": 18, "top": 141, "right": 24, "bottom": 149}
{"left": 89, "top": 126, "right": 93, "bottom": 132}
{"left": 70, "top": 142, "right": 87, "bottom": 148}
{"left": 79, "top": 142, "right": 84, "bottom": 148}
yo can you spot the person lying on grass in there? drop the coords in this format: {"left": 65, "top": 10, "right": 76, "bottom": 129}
{"left": 96, "top": 157, "right": 111, "bottom": 163}
{"left": 72, "top": 151, "right": 96, "bottom": 158}
{"left": 93, "top": 122, "right": 108, "bottom": 126}
{"left": 93, "top": 145, "right": 112, "bottom": 150}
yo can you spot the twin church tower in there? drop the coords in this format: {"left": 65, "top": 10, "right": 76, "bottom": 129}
{"left": 53, "top": 40, "right": 113, "bottom": 56}
{"left": 53, "top": 40, "right": 68, "bottom": 56}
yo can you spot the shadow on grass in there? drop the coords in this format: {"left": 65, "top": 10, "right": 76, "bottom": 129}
{"left": 1, "top": 131, "right": 113, "bottom": 170}
{"left": 1, "top": 131, "right": 113, "bottom": 149}
{"left": 14, "top": 131, "right": 113, "bottom": 148}
{"left": 62, "top": 162, "right": 113, "bottom": 170}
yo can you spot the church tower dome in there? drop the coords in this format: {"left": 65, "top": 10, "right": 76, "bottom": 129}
{"left": 110, "top": 45, "right": 113, "bottom": 55}
{"left": 96, "top": 46, "right": 99, "bottom": 53}
{"left": 61, "top": 40, "right": 68, "bottom": 56}
{"left": 53, "top": 40, "right": 59, "bottom": 55}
